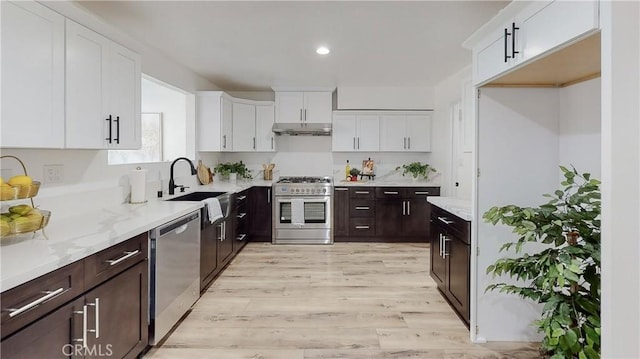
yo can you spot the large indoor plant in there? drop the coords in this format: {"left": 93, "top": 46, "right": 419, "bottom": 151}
{"left": 395, "top": 162, "right": 436, "bottom": 181}
{"left": 214, "top": 161, "right": 252, "bottom": 180}
{"left": 483, "top": 166, "right": 601, "bottom": 359}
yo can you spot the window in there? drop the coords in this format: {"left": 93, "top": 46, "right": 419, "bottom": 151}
{"left": 108, "top": 75, "right": 190, "bottom": 165}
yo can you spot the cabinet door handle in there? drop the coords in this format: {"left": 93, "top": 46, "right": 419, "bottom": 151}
{"left": 105, "top": 115, "right": 113, "bottom": 144}
{"left": 253, "top": 137, "right": 256, "bottom": 150}
{"left": 357, "top": 137, "right": 360, "bottom": 149}
{"left": 355, "top": 206, "right": 370, "bottom": 210}
{"left": 334, "top": 187, "right": 348, "bottom": 191}
{"left": 511, "top": 22, "right": 519, "bottom": 58}
{"left": 407, "top": 137, "right": 410, "bottom": 149}
{"left": 271, "top": 137, "right": 274, "bottom": 150}
{"left": 236, "top": 233, "right": 247, "bottom": 241}
{"left": 304, "top": 109, "right": 307, "bottom": 122}
{"left": 415, "top": 191, "right": 430, "bottom": 195}
{"left": 442, "top": 236, "right": 451, "bottom": 257}
{"left": 504, "top": 27, "right": 511, "bottom": 62}
{"left": 355, "top": 225, "right": 370, "bottom": 229}
{"left": 300, "top": 109, "right": 303, "bottom": 122}
{"left": 267, "top": 188, "right": 271, "bottom": 203}
{"left": 237, "top": 212, "right": 247, "bottom": 219}
{"left": 238, "top": 195, "right": 247, "bottom": 201}
{"left": 114, "top": 116, "right": 120, "bottom": 144}
{"left": 87, "top": 298, "right": 100, "bottom": 338}
{"left": 383, "top": 191, "right": 399, "bottom": 195}
{"left": 73, "top": 305, "right": 88, "bottom": 348}
{"left": 353, "top": 137, "right": 356, "bottom": 150}
{"left": 403, "top": 137, "right": 407, "bottom": 149}
{"left": 355, "top": 191, "right": 369, "bottom": 194}
{"left": 106, "top": 250, "right": 140, "bottom": 266}
{"left": 218, "top": 223, "right": 224, "bottom": 241}
{"left": 402, "top": 201, "right": 406, "bottom": 215}
{"left": 439, "top": 233, "right": 444, "bottom": 257}
{"left": 8, "top": 287, "right": 65, "bottom": 318}
{"left": 407, "top": 201, "right": 411, "bottom": 215}
{"left": 223, "top": 135, "right": 227, "bottom": 149}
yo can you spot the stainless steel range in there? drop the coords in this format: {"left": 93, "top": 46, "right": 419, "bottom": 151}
{"left": 272, "top": 176, "right": 333, "bottom": 244}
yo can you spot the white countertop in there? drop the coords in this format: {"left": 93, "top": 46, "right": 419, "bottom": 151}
{"left": 427, "top": 197, "right": 473, "bottom": 221}
{"left": 0, "top": 179, "right": 273, "bottom": 292}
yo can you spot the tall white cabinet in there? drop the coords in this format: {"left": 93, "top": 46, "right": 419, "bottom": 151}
{"left": 1, "top": 1, "right": 65, "bottom": 148}
{"left": 232, "top": 102, "right": 256, "bottom": 152}
{"left": 255, "top": 104, "right": 275, "bottom": 152}
{"left": 65, "top": 20, "right": 141, "bottom": 149}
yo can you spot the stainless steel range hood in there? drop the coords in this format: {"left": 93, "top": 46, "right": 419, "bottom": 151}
{"left": 272, "top": 123, "right": 332, "bottom": 136}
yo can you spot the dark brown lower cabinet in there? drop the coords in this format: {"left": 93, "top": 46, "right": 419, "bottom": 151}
{"left": 0, "top": 297, "right": 84, "bottom": 359}
{"left": 1, "top": 234, "right": 149, "bottom": 359}
{"left": 430, "top": 204, "right": 470, "bottom": 326}
{"left": 234, "top": 190, "right": 249, "bottom": 254}
{"left": 84, "top": 261, "right": 147, "bottom": 359}
{"left": 249, "top": 187, "right": 272, "bottom": 242}
{"left": 200, "top": 221, "right": 220, "bottom": 292}
{"left": 333, "top": 187, "right": 349, "bottom": 238}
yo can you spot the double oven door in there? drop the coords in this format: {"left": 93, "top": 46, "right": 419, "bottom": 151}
{"left": 273, "top": 195, "right": 332, "bottom": 244}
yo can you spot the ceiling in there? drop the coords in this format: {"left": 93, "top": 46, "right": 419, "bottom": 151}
{"left": 74, "top": 1, "right": 508, "bottom": 92}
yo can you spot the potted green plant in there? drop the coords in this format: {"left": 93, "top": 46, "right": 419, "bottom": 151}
{"left": 349, "top": 167, "right": 361, "bottom": 182}
{"left": 395, "top": 162, "right": 436, "bottom": 181}
{"left": 483, "top": 166, "right": 600, "bottom": 359}
{"left": 214, "top": 161, "right": 252, "bottom": 182}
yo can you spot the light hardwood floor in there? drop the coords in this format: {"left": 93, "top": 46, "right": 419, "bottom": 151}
{"left": 145, "top": 242, "right": 540, "bottom": 359}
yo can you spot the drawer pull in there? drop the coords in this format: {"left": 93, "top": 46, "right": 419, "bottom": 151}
{"left": 355, "top": 206, "right": 370, "bottom": 210}
{"left": 237, "top": 195, "right": 247, "bottom": 201}
{"left": 355, "top": 225, "right": 370, "bottom": 229}
{"left": 415, "top": 191, "right": 430, "bottom": 195}
{"left": 236, "top": 233, "right": 247, "bottom": 241}
{"left": 334, "top": 187, "right": 348, "bottom": 191}
{"left": 355, "top": 191, "right": 370, "bottom": 194}
{"left": 106, "top": 250, "right": 140, "bottom": 266}
{"left": 384, "top": 191, "right": 399, "bottom": 195}
{"left": 438, "top": 216, "right": 454, "bottom": 225}
{"left": 237, "top": 212, "right": 247, "bottom": 219}
{"left": 8, "top": 287, "right": 65, "bottom": 318}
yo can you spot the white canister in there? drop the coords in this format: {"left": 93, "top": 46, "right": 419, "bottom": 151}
{"left": 130, "top": 167, "right": 148, "bottom": 203}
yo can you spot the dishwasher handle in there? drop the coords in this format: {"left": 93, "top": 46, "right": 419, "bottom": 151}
{"left": 154, "top": 211, "right": 200, "bottom": 238}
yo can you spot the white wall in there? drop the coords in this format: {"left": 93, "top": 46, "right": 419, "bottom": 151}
{"left": 600, "top": 1, "right": 640, "bottom": 357}
{"left": 337, "top": 86, "right": 435, "bottom": 110}
{"left": 558, "top": 78, "right": 601, "bottom": 179}
{"left": 432, "top": 67, "right": 473, "bottom": 198}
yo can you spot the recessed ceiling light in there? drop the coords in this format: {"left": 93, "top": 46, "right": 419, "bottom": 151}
{"left": 316, "top": 46, "right": 330, "bottom": 55}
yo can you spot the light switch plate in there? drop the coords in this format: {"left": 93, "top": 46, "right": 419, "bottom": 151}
{"left": 43, "top": 164, "right": 64, "bottom": 184}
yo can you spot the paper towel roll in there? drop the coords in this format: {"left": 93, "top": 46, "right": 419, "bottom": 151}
{"left": 130, "top": 167, "right": 147, "bottom": 203}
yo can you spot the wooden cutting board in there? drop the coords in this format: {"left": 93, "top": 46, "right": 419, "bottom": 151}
{"left": 197, "top": 160, "right": 211, "bottom": 184}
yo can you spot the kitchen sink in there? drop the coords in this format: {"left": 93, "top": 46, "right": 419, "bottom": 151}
{"left": 167, "top": 191, "right": 227, "bottom": 201}
{"left": 167, "top": 191, "right": 232, "bottom": 221}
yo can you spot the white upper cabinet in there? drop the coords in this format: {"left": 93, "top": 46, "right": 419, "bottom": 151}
{"left": 255, "top": 104, "right": 275, "bottom": 152}
{"left": 1, "top": 1, "right": 65, "bottom": 148}
{"left": 466, "top": 0, "right": 599, "bottom": 86}
{"left": 518, "top": 0, "right": 599, "bottom": 61}
{"left": 232, "top": 102, "right": 256, "bottom": 152}
{"left": 380, "top": 113, "right": 432, "bottom": 152}
{"left": 332, "top": 113, "right": 380, "bottom": 152}
{"left": 65, "top": 19, "right": 141, "bottom": 149}
{"left": 197, "top": 92, "right": 233, "bottom": 152}
{"left": 275, "top": 91, "right": 332, "bottom": 123}
{"left": 198, "top": 93, "right": 274, "bottom": 152}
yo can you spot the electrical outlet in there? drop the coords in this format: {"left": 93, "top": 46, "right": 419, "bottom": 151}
{"left": 43, "top": 164, "right": 64, "bottom": 184}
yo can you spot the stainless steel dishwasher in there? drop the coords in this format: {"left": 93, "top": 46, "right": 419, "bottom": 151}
{"left": 149, "top": 210, "right": 200, "bottom": 345}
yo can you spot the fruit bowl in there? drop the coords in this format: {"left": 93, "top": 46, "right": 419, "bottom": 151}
{"left": 0, "top": 181, "right": 41, "bottom": 201}
{"left": 1, "top": 209, "right": 51, "bottom": 237}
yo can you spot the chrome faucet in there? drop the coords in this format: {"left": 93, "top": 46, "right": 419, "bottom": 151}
{"left": 168, "top": 157, "right": 197, "bottom": 195}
